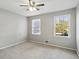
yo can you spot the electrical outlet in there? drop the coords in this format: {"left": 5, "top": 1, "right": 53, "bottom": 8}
{"left": 45, "top": 41, "right": 48, "bottom": 43}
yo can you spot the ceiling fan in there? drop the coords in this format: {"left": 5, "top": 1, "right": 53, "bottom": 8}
{"left": 20, "top": 0, "right": 44, "bottom": 11}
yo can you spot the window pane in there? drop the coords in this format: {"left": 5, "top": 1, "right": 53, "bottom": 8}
{"left": 32, "top": 19, "right": 40, "bottom": 35}
{"left": 54, "top": 14, "right": 70, "bottom": 37}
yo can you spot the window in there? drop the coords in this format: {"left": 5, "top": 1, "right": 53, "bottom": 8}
{"left": 32, "top": 19, "right": 41, "bottom": 35}
{"left": 54, "top": 14, "right": 70, "bottom": 37}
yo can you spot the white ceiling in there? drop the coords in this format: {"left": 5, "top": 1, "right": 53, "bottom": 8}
{"left": 0, "top": 0, "right": 79, "bottom": 16}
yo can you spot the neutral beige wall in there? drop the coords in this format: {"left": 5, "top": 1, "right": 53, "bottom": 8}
{"left": 27, "top": 8, "right": 76, "bottom": 49}
{"left": 0, "top": 8, "right": 27, "bottom": 48}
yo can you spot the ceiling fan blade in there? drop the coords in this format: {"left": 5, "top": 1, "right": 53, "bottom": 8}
{"left": 36, "top": 4, "right": 44, "bottom": 6}
{"left": 20, "top": 5, "right": 28, "bottom": 7}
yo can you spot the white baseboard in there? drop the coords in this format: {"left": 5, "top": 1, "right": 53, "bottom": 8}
{"left": 77, "top": 51, "right": 79, "bottom": 56}
{"left": 30, "top": 40, "right": 76, "bottom": 51}
{"left": 0, "top": 40, "right": 26, "bottom": 50}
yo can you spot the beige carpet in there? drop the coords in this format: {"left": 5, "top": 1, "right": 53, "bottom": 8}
{"left": 0, "top": 42, "right": 78, "bottom": 59}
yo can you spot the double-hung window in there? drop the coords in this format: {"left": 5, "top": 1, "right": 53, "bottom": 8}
{"left": 54, "top": 14, "right": 71, "bottom": 37}
{"left": 32, "top": 19, "right": 41, "bottom": 35}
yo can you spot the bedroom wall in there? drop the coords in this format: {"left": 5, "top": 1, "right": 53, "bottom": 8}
{"left": 0, "top": 8, "right": 27, "bottom": 49}
{"left": 76, "top": 3, "right": 79, "bottom": 56}
{"left": 27, "top": 8, "right": 76, "bottom": 50}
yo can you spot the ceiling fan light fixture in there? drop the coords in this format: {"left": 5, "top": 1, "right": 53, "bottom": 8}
{"left": 29, "top": 7, "right": 33, "bottom": 11}
{"left": 29, "top": 7, "right": 37, "bottom": 11}
{"left": 33, "top": 7, "right": 37, "bottom": 10}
